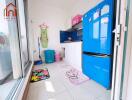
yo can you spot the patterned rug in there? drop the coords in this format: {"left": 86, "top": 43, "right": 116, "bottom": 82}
{"left": 66, "top": 68, "right": 89, "bottom": 85}
{"left": 31, "top": 68, "right": 50, "bottom": 83}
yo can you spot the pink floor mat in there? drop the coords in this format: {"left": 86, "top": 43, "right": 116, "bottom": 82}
{"left": 65, "top": 68, "right": 90, "bottom": 85}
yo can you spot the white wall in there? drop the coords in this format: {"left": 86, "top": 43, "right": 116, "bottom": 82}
{"left": 28, "top": 0, "right": 68, "bottom": 55}
{"left": 65, "top": 0, "right": 102, "bottom": 28}
{"left": 28, "top": 0, "right": 102, "bottom": 53}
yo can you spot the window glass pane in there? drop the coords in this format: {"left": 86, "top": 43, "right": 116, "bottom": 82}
{"left": 100, "top": 17, "right": 109, "bottom": 37}
{"left": 0, "top": 0, "right": 12, "bottom": 84}
{"left": 93, "top": 21, "right": 99, "bottom": 39}
{"left": 0, "top": 0, "right": 22, "bottom": 99}
{"left": 101, "top": 5, "right": 109, "bottom": 15}
{"left": 93, "top": 10, "right": 100, "bottom": 20}
{"left": 0, "top": 33, "right": 12, "bottom": 82}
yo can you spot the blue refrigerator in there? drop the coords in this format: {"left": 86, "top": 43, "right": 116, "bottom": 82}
{"left": 82, "top": 0, "right": 114, "bottom": 89}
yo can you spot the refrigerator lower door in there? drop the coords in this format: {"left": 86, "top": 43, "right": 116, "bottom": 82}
{"left": 82, "top": 54, "right": 112, "bottom": 89}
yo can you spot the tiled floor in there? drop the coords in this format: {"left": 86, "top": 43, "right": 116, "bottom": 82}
{"left": 26, "top": 61, "right": 111, "bottom": 100}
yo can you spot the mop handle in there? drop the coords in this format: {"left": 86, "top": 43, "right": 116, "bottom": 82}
{"left": 38, "top": 37, "right": 41, "bottom": 59}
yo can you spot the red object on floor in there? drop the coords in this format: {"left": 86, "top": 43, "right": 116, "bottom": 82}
{"left": 72, "top": 14, "right": 82, "bottom": 26}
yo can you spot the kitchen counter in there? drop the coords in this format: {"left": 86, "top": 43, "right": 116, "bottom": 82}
{"left": 61, "top": 41, "right": 82, "bottom": 72}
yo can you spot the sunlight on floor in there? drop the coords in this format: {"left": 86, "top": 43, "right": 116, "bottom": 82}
{"left": 45, "top": 81, "right": 55, "bottom": 93}
{"left": 48, "top": 99, "right": 56, "bottom": 100}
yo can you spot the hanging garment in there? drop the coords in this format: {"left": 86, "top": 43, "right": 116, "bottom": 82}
{"left": 40, "top": 28, "right": 48, "bottom": 48}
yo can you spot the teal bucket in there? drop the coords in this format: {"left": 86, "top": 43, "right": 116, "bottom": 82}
{"left": 44, "top": 50, "right": 55, "bottom": 63}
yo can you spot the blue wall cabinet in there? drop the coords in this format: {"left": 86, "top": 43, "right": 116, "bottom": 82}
{"left": 60, "top": 31, "right": 81, "bottom": 43}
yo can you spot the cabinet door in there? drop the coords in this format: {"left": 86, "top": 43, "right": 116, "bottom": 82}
{"left": 60, "top": 31, "right": 68, "bottom": 43}
{"left": 70, "top": 31, "right": 78, "bottom": 41}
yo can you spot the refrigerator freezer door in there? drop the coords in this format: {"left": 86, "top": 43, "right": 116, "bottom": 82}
{"left": 83, "top": 1, "right": 114, "bottom": 55}
{"left": 82, "top": 54, "right": 112, "bottom": 89}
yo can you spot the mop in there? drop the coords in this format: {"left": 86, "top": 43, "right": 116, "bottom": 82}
{"left": 34, "top": 37, "right": 43, "bottom": 65}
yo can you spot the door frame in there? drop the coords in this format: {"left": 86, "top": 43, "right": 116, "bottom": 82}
{"left": 16, "top": 0, "right": 31, "bottom": 77}
{"left": 111, "top": 0, "right": 129, "bottom": 100}
{"left": 119, "top": 0, "right": 132, "bottom": 99}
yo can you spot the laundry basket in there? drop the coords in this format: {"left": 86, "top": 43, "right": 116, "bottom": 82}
{"left": 44, "top": 50, "right": 55, "bottom": 63}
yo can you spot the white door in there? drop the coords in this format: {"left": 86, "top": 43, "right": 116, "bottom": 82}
{"left": 111, "top": 0, "right": 129, "bottom": 100}
{"left": 119, "top": 0, "right": 132, "bottom": 100}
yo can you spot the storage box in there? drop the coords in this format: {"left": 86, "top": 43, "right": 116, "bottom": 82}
{"left": 72, "top": 14, "right": 82, "bottom": 26}
{"left": 44, "top": 50, "right": 55, "bottom": 63}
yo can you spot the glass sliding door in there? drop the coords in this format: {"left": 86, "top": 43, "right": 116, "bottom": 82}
{"left": 0, "top": 0, "right": 22, "bottom": 83}
{"left": 6, "top": 0, "right": 22, "bottom": 79}
{"left": 17, "top": 0, "right": 30, "bottom": 71}
{"left": 0, "top": 0, "right": 11, "bottom": 84}
{"left": 0, "top": 0, "right": 31, "bottom": 99}
{"left": 0, "top": 0, "right": 23, "bottom": 99}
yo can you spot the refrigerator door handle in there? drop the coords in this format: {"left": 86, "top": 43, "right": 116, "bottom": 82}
{"left": 83, "top": 52, "right": 111, "bottom": 58}
{"left": 87, "top": 55, "right": 111, "bottom": 58}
